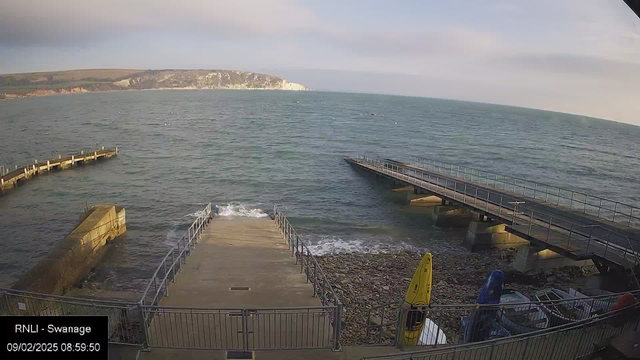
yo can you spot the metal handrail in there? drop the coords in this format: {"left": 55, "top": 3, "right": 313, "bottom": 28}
{"left": 273, "top": 205, "right": 342, "bottom": 351}
{"left": 409, "top": 155, "right": 640, "bottom": 228}
{"left": 353, "top": 156, "right": 640, "bottom": 270}
{"left": 366, "top": 288, "right": 640, "bottom": 344}
{"left": 1, "top": 287, "right": 138, "bottom": 306}
{"left": 141, "top": 304, "right": 338, "bottom": 311}
{"left": 363, "top": 301, "right": 640, "bottom": 359}
{"left": 368, "top": 289, "right": 640, "bottom": 314}
{"left": 140, "top": 203, "right": 212, "bottom": 307}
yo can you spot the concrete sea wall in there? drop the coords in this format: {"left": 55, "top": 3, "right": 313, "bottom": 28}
{"left": 12, "top": 204, "right": 126, "bottom": 295}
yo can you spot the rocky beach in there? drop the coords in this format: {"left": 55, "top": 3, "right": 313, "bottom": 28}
{"left": 316, "top": 247, "right": 598, "bottom": 345}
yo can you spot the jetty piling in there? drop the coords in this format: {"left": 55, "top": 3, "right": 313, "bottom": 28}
{"left": 0, "top": 147, "right": 118, "bottom": 193}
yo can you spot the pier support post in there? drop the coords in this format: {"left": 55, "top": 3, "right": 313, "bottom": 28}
{"left": 512, "top": 245, "right": 593, "bottom": 273}
{"left": 431, "top": 205, "right": 472, "bottom": 227}
{"left": 464, "top": 221, "right": 529, "bottom": 251}
{"left": 391, "top": 185, "right": 414, "bottom": 192}
{"left": 409, "top": 195, "right": 442, "bottom": 207}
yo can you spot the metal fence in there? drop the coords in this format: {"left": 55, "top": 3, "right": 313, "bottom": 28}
{"left": 135, "top": 203, "right": 342, "bottom": 351}
{"left": 140, "top": 203, "right": 213, "bottom": 307}
{"left": 0, "top": 288, "right": 143, "bottom": 345}
{"left": 273, "top": 205, "right": 343, "bottom": 349}
{"left": 363, "top": 301, "right": 640, "bottom": 360}
{"left": 365, "top": 289, "right": 640, "bottom": 349}
{"left": 142, "top": 305, "right": 339, "bottom": 350}
{"left": 0, "top": 202, "right": 342, "bottom": 352}
{"left": 409, "top": 156, "right": 640, "bottom": 228}
{"left": 352, "top": 156, "right": 640, "bottom": 282}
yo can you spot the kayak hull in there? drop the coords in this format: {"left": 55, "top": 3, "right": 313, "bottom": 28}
{"left": 403, "top": 253, "right": 433, "bottom": 346}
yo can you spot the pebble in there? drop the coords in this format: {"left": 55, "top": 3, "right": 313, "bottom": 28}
{"left": 316, "top": 248, "right": 598, "bottom": 345}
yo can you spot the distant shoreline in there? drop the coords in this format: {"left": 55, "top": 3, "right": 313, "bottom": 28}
{"left": 0, "top": 68, "right": 309, "bottom": 100}
{"left": 0, "top": 86, "right": 311, "bottom": 101}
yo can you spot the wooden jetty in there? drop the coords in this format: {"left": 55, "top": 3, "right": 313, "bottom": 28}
{"left": 0, "top": 147, "right": 118, "bottom": 192}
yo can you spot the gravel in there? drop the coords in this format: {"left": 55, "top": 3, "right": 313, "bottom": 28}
{"left": 316, "top": 248, "right": 598, "bottom": 345}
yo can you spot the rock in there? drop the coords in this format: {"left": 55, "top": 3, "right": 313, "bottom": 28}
{"left": 527, "top": 268, "right": 543, "bottom": 276}
{"left": 313, "top": 248, "right": 597, "bottom": 346}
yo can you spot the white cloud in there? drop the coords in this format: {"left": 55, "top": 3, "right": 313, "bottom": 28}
{"left": 0, "top": 0, "right": 318, "bottom": 45}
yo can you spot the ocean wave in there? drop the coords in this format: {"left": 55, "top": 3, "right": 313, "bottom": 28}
{"left": 165, "top": 208, "right": 206, "bottom": 245}
{"left": 303, "top": 235, "right": 422, "bottom": 255}
{"left": 183, "top": 210, "right": 206, "bottom": 218}
{"left": 216, "top": 202, "right": 268, "bottom": 218}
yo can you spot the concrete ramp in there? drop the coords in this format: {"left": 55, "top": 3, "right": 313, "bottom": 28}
{"left": 159, "top": 216, "right": 319, "bottom": 308}
{"left": 144, "top": 216, "right": 335, "bottom": 351}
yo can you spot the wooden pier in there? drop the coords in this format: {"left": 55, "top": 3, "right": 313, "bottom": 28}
{"left": 0, "top": 147, "right": 118, "bottom": 192}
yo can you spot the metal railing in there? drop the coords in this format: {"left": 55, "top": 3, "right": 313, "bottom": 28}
{"left": 409, "top": 156, "right": 640, "bottom": 228}
{"left": 1, "top": 202, "right": 344, "bottom": 352}
{"left": 140, "top": 203, "right": 212, "bottom": 307}
{"left": 363, "top": 301, "right": 640, "bottom": 360}
{"left": 0, "top": 288, "right": 143, "bottom": 345}
{"left": 366, "top": 290, "right": 640, "bottom": 348}
{"left": 273, "top": 205, "right": 343, "bottom": 350}
{"left": 352, "top": 156, "right": 640, "bottom": 273}
{"left": 142, "top": 305, "right": 339, "bottom": 350}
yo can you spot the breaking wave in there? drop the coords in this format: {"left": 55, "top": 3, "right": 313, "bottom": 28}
{"left": 216, "top": 202, "right": 268, "bottom": 218}
{"left": 303, "top": 235, "right": 422, "bottom": 255}
{"left": 183, "top": 209, "right": 206, "bottom": 218}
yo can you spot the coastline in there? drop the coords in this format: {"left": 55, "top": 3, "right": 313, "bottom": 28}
{"left": 0, "top": 86, "right": 311, "bottom": 101}
{"left": 316, "top": 249, "right": 598, "bottom": 345}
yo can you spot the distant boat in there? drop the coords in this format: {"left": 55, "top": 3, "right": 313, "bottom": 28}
{"left": 499, "top": 289, "right": 549, "bottom": 334}
{"left": 534, "top": 288, "right": 596, "bottom": 326}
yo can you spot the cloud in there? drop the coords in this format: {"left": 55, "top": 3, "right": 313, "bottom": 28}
{"left": 321, "top": 27, "right": 502, "bottom": 59}
{"left": 0, "top": 0, "right": 318, "bottom": 46}
{"left": 500, "top": 53, "right": 640, "bottom": 82}
{"left": 1, "top": 0, "right": 639, "bottom": 124}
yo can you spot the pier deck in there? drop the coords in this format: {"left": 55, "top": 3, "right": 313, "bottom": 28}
{"left": 346, "top": 156, "right": 640, "bottom": 282}
{"left": 0, "top": 148, "right": 118, "bottom": 192}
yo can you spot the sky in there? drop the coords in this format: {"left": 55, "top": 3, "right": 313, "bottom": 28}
{"left": 1, "top": 0, "right": 640, "bottom": 124}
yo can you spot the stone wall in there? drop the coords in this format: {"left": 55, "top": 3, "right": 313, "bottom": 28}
{"left": 12, "top": 204, "right": 126, "bottom": 295}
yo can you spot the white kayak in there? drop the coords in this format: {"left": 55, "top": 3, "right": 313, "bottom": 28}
{"left": 417, "top": 318, "right": 447, "bottom": 345}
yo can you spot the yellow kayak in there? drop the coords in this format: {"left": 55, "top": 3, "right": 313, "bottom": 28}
{"left": 403, "top": 252, "right": 432, "bottom": 346}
